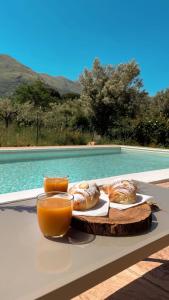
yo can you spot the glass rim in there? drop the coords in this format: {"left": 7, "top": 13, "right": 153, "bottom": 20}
{"left": 37, "top": 191, "right": 73, "bottom": 201}
{"left": 43, "top": 176, "right": 69, "bottom": 180}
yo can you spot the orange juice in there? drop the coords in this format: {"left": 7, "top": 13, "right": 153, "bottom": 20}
{"left": 37, "top": 193, "right": 73, "bottom": 237}
{"left": 44, "top": 177, "right": 68, "bottom": 192}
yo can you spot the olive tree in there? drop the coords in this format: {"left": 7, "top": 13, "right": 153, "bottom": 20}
{"left": 80, "top": 58, "right": 147, "bottom": 135}
{"left": 0, "top": 98, "right": 17, "bottom": 128}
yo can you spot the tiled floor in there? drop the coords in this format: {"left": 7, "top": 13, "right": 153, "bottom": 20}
{"left": 73, "top": 182, "right": 169, "bottom": 300}
{"left": 156, "top": 181, "right": 169, "bottom": 188}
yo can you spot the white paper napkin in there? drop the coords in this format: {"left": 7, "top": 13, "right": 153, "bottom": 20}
{"left": 72, "top": 191, "right": 154, "bottom": 215}
{"left": 109, "top": 193, "right": 154, "bottom": 210}
{"left": 72, "top": 196, "right": 109, "bottom": 217}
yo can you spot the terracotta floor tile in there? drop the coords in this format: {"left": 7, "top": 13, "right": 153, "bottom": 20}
{"left": 73, "top": 269, "right": 138, "bottom": 300}
{"left": 156, "top": 182, "right": 169, "bottom": 188}
{"left": 105, "top": 275, "right": 169, "bottom": 300}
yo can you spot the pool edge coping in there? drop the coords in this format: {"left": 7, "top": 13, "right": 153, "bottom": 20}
{"left": 0, "top": 144, "right": 169, "bottom": 153}
{"left": 1, "top": 168, "right": 169, "bottom": 204}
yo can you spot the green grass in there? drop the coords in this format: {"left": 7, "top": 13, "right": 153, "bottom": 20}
{"left": 1, "top": 123, "right": 168, "bottom": 148}
{"left": 0, "top": 123, "right": 94, "bottom": 146}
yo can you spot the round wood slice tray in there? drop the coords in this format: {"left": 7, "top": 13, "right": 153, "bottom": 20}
{"left": 71, "top": 203, "right": 152, "bottom": 236}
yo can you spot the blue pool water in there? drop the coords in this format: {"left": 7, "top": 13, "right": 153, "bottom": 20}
{"left": 1, "top": 147, "right": 169, "bottom": 194}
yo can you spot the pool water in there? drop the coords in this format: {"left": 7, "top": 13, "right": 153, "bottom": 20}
{"left": 1, "top": 148, "right": 169, "bottom": 194}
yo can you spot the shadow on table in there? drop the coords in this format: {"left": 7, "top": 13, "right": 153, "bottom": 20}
{"left": 139, "top": 213, "right": 158, "bottom": 235}
{"left": 46, "top": 228, "right": 96, "bottom": 245}
{"left": 0, "top": 204, "right": 36, "bottom": 213}
{"left": 105, "top": 259, "right": 169, "bottom": 300}
{"left": 130, "top": 213, "right": 158, "bottom": 237}
{"left": 45, "top": 213, "right": 158, "bottom": 245}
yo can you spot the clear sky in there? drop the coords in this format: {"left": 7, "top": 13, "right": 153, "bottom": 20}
{"left": 0, "top": 0, "right": 169, "bottom": 95}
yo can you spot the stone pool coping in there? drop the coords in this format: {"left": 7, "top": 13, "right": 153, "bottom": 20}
{"left": 0, "top": 168, "right": 169, "bottom": 204}
{"left": 0, "top": 145, "right": 169, "bottom": 203}
{"left": 0, "top": 144, "right": 169, "bottom": 152}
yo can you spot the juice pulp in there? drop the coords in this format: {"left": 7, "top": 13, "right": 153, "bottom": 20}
{"left": 44, "top": 177, "right": 68, "bottom": 192}
{"left": 37, "top": 197, "right": 72, "bottom": 237}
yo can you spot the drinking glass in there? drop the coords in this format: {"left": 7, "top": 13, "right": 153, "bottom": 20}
{"left": 44, "top": 176, "right": 68, "bottom": 192}
{"left": 37, "top": 191, "right": 73, "bottom": 238}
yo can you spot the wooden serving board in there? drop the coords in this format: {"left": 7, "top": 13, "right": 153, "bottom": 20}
{"left": 71, "top": 203, "right": 152, "bottom": 236}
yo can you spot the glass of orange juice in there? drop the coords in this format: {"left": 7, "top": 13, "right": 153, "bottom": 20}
{"left": 37, "top": 192, "right": 73, "bottom": 238}
{"left": 44, "top": 177, "right": 68, "bottom": 192}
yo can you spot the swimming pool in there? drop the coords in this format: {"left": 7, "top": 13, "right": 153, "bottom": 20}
{"left": 1, "top": 147, "right": 169, "bottom": 194}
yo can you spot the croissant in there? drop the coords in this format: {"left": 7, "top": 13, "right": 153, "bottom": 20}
{"left": 101, "top": 180, "right": 137, "bottom": 204}
{"left": 69, "top": 182, "right": 100, "bottom": 210}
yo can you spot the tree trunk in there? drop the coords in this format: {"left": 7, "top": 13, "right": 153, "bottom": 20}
{"left": 36, "top": 112, "right": 39, "bottom": 145}
{"left": 5, "top": 117, "right": 9, "bottom": 128}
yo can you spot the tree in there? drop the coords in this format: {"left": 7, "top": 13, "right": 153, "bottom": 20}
{"left": 13, "top": 80, "right": 61, "bottom": 109}
{"left": 43, "top": 99, "right": 90, "bottom": 132}
{"left": 80, "top": 58, "right": 147, "bottom": 135}
{"left": 0, "top": 98, "right": 17, "bottom": 128}
{"left": 16, "top": 101, "right": 35, "bottom": 126}
{"left": 16, "top": 101, "right": 45, "bottom": 144}
{"left": 153, "top": 89, "right": 169, "bottom": 118}
{"left": 62, "top": 93, "right": 80, "bottom": 100}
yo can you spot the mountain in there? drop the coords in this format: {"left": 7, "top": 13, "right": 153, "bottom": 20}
{"left": 0, "top": 54, "right": 81, "bottom": 97}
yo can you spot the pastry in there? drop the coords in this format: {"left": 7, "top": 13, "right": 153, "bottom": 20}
{"left": 101, "top": 179, "right": 137, "bottom": 204}
{"left": 69, "top": 181, "right": 100, "bottom": 210}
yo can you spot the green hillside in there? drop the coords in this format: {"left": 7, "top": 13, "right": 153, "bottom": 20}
{"left": 0, "top": 54, "right": 81, "bottom": 97}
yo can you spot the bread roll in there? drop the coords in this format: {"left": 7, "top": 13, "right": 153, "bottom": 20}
{"left": 69, "top": 182, "right": 100, "bottom": 210}
{"left": 101, "top": 180, "right": 137, "bottom": 204}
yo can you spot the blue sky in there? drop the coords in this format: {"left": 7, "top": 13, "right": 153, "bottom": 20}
{"left": 0, "top": 0, "right": 169, "bottom": 95}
